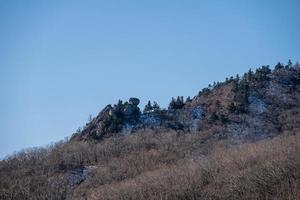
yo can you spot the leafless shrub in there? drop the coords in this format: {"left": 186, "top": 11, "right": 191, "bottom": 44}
{"left": 0, "top": 130, "right": 299, "bottom": 200}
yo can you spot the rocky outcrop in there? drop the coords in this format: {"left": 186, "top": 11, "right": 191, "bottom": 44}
{"left": 72, "top": 64, "right": 300, "bottom": 142}
{"left": 68, "top": 167, "right": 88, "bottom": 187}
{"left": 128, "top": 98, "right": 140, "bottom": 106}
{"left": 123, "top": 103, "right": 141, "bottom": 124}
{"left": 73, "top": 98, "right": 142, "bottom": 140}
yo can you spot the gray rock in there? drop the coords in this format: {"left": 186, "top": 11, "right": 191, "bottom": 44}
{"left": 68, "top": 167, "right": 88, "bottom": 187}
{"left": 123, "top": 104, "right": 141, "bottom": 124}
{"left": 129, "top": 97, "right": 140, "bottom": 106}
{"left": 122, "top": 123, "right": 135, "bottom": 134}
{"left": 190, "top": 107, "right": 204, "bottom": 119}
{"left": 140, "top": 114, "right": 161, "bottom": 126}
{"left": 248, "top": 96, "right": 267, "bottom": 114}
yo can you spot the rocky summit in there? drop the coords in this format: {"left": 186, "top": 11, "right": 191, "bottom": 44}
{"left": 73, "top": 63, "right": 300, "bottom": 142}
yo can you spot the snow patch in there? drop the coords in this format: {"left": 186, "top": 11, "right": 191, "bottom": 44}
{"left": 190, "top": 107, "right": 204, "bottom": 119}
{"left": 248, "top": 96, "right": 267, "bottom": 114}
{"left": 122, "top": 123, "right": 135, "bottom": 134}
{"left": 140, "top": 114, "right": 161, "bottom": 126}
{"left": 68, "top": 167, "right": 88, "bottom": 187}
{"left": 189, "top": 107, "right": 204, "bottom": 131}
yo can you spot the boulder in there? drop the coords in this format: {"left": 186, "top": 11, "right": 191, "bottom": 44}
{"left": 123, "top": 104, "right": 141, "bottom": 124}
{"left": 129, "top": 97, "right": 140, "bottom": 106}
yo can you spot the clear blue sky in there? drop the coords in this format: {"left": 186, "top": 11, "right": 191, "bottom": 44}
{"left": 0, "top": 0, "right": 299, "bottom": 158}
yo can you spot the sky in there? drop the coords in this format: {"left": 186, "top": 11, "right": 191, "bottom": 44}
{"left": 0, "top": 0, "right": 299, "bottom": 158}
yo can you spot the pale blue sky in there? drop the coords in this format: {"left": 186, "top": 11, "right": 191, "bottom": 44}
{"left": 0, "top": 0, "right": 299, "bottom": 158}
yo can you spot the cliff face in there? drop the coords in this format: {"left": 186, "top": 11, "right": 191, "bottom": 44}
{"left": 72, "top": 64, "right": 300, "bottom": 142}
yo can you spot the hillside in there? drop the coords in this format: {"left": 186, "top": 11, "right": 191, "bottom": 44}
{"left": 73, "top": 62, "right": 300, "bottom": 141}
{"left": 0, "top": 62, "right": 299, "bottom": 200}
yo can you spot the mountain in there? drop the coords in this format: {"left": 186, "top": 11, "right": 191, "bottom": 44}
{"left": 73, "top": 62, "right": 300, "bottom": 142}
{"left": 0, "top": 62, "right": 299, "bottom": 200}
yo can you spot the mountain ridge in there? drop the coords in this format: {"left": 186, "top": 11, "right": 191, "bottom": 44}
{"left": 1, "top": 61, "right": 299, "bottom": 200}
{"left": 72, "top": 61, "right": 300, "bottom": 142}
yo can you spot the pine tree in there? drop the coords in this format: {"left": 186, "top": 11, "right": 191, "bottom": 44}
{"left": 169, "top": 96, "right": 185, "bottom": 109}
{"left": 168, "top": 97, "right": 176, "bottom": 109}
{"left": 246, "top": 69, "right": 254, "bottom": 82}
{"left": 255, "top": 66, "right": 271, "bottom": 81}
{"left": 152, "top": 101, "right": 160, "bottom": 111}
{"left": 285, "top": 59, "right": 292, "bottom": 69}
{"left": 144, "top": 101, "right": 153, "bottom": 113}
{"left": 88, "top": 114, "right": 93, "bottom": 122}
{"left": 186, "top": 96, "right": 192, "bottom": 103}
{"left": 232, "top": 80, "right": 239, "bottom": 92}
{"left": 275, "top": 62, "right": 284, "bottom": 70}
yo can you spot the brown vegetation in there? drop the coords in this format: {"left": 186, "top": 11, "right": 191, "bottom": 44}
{"left": 1, "top": 63, "right": 299, "bottom": 199}
{"left": 0, "top": 130, "right": 299, "bottom": 200}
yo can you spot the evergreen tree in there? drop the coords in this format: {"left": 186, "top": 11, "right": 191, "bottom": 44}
{"left": 144, "top": 101, "right": 153, "bottom": 113}
{"left": 275, "top": 62, "right": 284, "bottom": 70}
{"left": 168, "top": 97, "right": 176, "bottom": 109}
{"left": 177, "top": 96, "right": 184, "bottom": 107}
{"left": 255, "top": 66, "right": 271, "bottom": 81}
{"left": 169, "top": 96, "right": 185, "bottom": 109}
{"left": 232, "top": 80, "right": 239, "bottom": 92}
{"left": 202, "top": 88, "right": 211, "bottom": 95}
{"left": 152, "top": 101, "right": 160, "bottom": 111}
{"left": 113, "top": 100, "right": 124, "bottom": 118}
{"left": 186, "top": 96, "right": 192, "bottom": 103}
{"left": 245, "top": 69, "right": 253, "bottom": 82}
{"left": 285, "top": 59, "right": 292, "bottom": 69}
{"left": 88, "top": 114, "right": 93, "bottom": 122}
